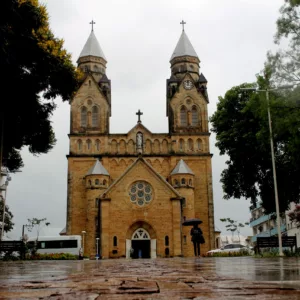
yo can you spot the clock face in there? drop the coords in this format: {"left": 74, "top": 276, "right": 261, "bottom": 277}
{"left": 183, "top": 80, "right": 193, "bottom": 90}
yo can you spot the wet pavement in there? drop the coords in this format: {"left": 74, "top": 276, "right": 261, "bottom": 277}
{"left": 0, "top": 257, "right": 300, "bottom": 299}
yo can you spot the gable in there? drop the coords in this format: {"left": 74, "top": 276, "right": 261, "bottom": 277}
{"left": 71, "top": 75, "right": 109, "bottom": 107}
{"left": 100, "top": 158, "right": 182, "bottom": 201}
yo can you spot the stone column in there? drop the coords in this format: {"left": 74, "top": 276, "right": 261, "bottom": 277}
{"left": 100, "top": 198, "right": 111, "bottom": 258}
{"left": 171, "top": 198, "right": 182, "bottom": 256}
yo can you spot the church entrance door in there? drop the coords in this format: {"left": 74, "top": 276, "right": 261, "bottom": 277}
{"left": 131, "top": 240, "right": 150, "bottom": 258}
{"left": 130, "top": 228, "right": 151, "bottom": 259}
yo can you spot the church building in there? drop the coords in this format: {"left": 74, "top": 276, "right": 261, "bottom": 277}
{"left": 66, "top": 22, "right": 215, "bottom": 258}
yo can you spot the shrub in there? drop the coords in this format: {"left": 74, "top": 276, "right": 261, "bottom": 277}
{"left": 28, "top": 253, "right": 78, "bottom": 260}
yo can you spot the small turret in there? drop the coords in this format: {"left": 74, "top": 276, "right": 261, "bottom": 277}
{"left": 85, "top": 160, "right": 110, "bottom": 190}
{"left": 170, "top": 159, "right": 194, "bottom": 189}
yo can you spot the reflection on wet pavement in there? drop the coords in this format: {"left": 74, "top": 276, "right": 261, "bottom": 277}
{"left": 0, "top": 257, "right": 300, "bottom": 299}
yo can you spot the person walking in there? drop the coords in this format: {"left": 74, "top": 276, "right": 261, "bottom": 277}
{"left": 190, "top": 224, "right": 204, "bottom": 256}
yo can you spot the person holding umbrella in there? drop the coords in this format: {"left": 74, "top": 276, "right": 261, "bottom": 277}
{"left": 183, "top": 218, "right": 205, "bottom": 257}
{"left": 190, "top": 224, "right": 203, "bottom": 257}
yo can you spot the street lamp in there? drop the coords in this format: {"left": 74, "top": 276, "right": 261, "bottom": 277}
{"left": 96, "top": 237, "right": 99, "bottom": 260}
{"left": 240, "top": 85, "right": 293, "bottom": 256}
{"left": 81, "top": 230, "right": 86, "bottom": 254}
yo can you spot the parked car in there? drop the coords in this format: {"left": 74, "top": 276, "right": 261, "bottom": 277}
{"left": 207, "top": 243, "right": 254, "bottom": 256}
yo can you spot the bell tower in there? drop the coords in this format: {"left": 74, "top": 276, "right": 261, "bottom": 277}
{"left": 70, "top": 21, "right": 111, "bottom": 136}
{"left": 166, "top": 21, "right": 209, "bottom": 135}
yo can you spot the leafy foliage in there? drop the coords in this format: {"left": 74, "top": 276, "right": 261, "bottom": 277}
{"left": 288, "top": 204, "right": 300, "bottom": 227}
{"left": 28, "top": 252, "right": 78, "bottom": 260}
{"left": 220, "top": 218, "right": 249, "bottom": 240}
{"left": 0, "top": 198, "right": 14, "bottom": 233}
{"left": 26, "top": 217, "right": 50, "bottom": 241}
{"left": 0, "top": 0, "right": 79, "bottom": 171}
{"left": 210, "top": 82, "right": 300, "bottom": 213}
{"left": 267, "top": 0, "right": 300, "bottom": 84}
{"left": 206, "top": 250, "right": 252, "bottom": 257}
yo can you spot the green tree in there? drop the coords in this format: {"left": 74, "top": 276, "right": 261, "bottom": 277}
{"left": 0, "top": 0, "right": 79, "bottom": 172}
{"left": 267, "top": 0, "right": 300, "bottom": 84}
{"left": 288, "top": 204, "right": 300, "bottom": 227}
{"left": 220, "top": 218, "right": 249, "bottom": 242}
{"left": 0, "top": 198, "right": 14, "bottom": 233}
{"left": 210, "top": 80, "right": 300, "bottom": 213}
{"left": 27, "top": 217, "right": 50, "bottom": 241}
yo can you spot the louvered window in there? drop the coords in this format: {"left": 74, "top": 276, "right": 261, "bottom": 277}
{"left": 81, "top": 107, "right": 87, "bottom": 127}
{"left": 92, "top": 106, "right": 98, "bottom": 127}
{"left": 180, "top": 106, "right": 187, "bottom": 126}
{"left": 191, "top": 106, "right": 198, "bottom": 126}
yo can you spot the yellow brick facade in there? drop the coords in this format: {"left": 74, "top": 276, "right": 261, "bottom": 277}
{"left": 66, "top": 28, "right": 215, "bottom": 258}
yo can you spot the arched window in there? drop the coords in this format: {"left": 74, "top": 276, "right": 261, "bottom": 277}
{"left": 189, "top": 179, "right": 192, "bottom": 186}
{"left": 197, "top": 138, "right": 202, "bottom": 151}
{"left": 191, "top": 106, "right": 198, "bottom": 126}
{"left": 165, "top": 236, "right": 169, "bottom": 246}
{"left": 77, "top": 139, "right": 82, "bottom": 151}
{"left": 181, "top": 178, "right": 186, "bottom": 185}
{"left": 103, "top": 179, "right": 107, "bottom": 186}
{"left": 88, "top": 180, "right": 92, "bottom": 186}
{"left": 87, "top": 139, "right": 91, "bottom": 150}
{"left": 81, "top": 106, "right": 87, "bottom": 127}
{"left": 174, "top": 179, "right": 179, "bottom": 186}
{"left": 188, "top": 139, "right": 193, "bottom": 151}
{"left": 113, "top": 236, "right": 118, "bottom": 247}
{"left": 92, "top": 106, "right": 98, "bottom": 127}
{"left": 95, "top": 139, "right": 100, "bottom": 151}
{"left": 95, "top": 179, "right": 99, "bottom": 185}
{"left": 180, "top": 106, "right": 187, "bottom": 126}
{"left": 179, "top": 139, "right": 184, "bottom": 151}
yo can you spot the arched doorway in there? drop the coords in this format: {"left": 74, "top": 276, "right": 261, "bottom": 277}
{"left": 125, "top": 222, "right": 157, "bottom": 259}
{"left": 131, "top": 228, "right": 150, "bottom": 258}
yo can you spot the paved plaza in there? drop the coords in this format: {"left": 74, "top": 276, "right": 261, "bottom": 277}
{"left": 0, "top": 257, "right": 300, "bottom": 299}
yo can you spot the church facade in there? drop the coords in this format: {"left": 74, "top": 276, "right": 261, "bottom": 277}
{"left": 66, "top": 24, "right": 215, "bottom": 258}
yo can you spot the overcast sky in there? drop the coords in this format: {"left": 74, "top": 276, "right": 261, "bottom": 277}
{"left": 6, "top": 0, "right": 284, "bottom": 241}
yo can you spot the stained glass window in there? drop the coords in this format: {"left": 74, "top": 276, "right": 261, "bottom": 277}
{"left": 129, "top": 181, "right": 153, "bottom": 207}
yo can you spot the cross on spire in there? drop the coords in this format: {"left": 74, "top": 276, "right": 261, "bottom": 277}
{"left": 136, "top": 109, "right": 143, "bottom": 123}
{"left": 90, "top": 20, "right": 96, "bottom": 31}
{"left": 180, "top": 20, "right": 186, "bottom": 31}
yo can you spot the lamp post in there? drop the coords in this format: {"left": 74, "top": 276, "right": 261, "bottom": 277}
{"left": 81, "top": 230, "right": 86, "bottom": 254}
{"left": 96, "top": 237, "right": 99, "bottom": 260}
{"left": 241, "top": 85, "right": 293, "bottom": 256}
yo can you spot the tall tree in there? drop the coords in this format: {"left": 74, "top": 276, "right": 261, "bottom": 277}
{"left": 0, "top": 198, "right": 14, "bottom": 233}
{"left": 0, "top": 0, "right": 79, "bottom": 172}
{"left": 267, "top": 0, "right": 300, "bottom": 84}
{"left": 288, "top": 204, "right": 300, "bottom": 227}
{"left": 220, "top": 218, "right": 249, "bottom": 242}
{"left": 210, "top": 81, "right": 300, "bottom": 213}
{"left": 26, "top": 217, "right": 50, "bottom": 241}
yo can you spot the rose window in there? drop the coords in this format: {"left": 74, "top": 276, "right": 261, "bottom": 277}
{"left": 129, "top": 181, "right": 153, "bottom": 207}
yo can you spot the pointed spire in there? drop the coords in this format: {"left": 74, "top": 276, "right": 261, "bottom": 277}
{"left": 171, "top": 159, "right": 194, "bottom": 175}
{"left": 86, "top": 160, "right": 109, "bottom": 176}
{"left": 170, "top": 30, "right": 198, "bottom": 61}
{"left": 78, "top": 30, "right": 106, "bottom": 61}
